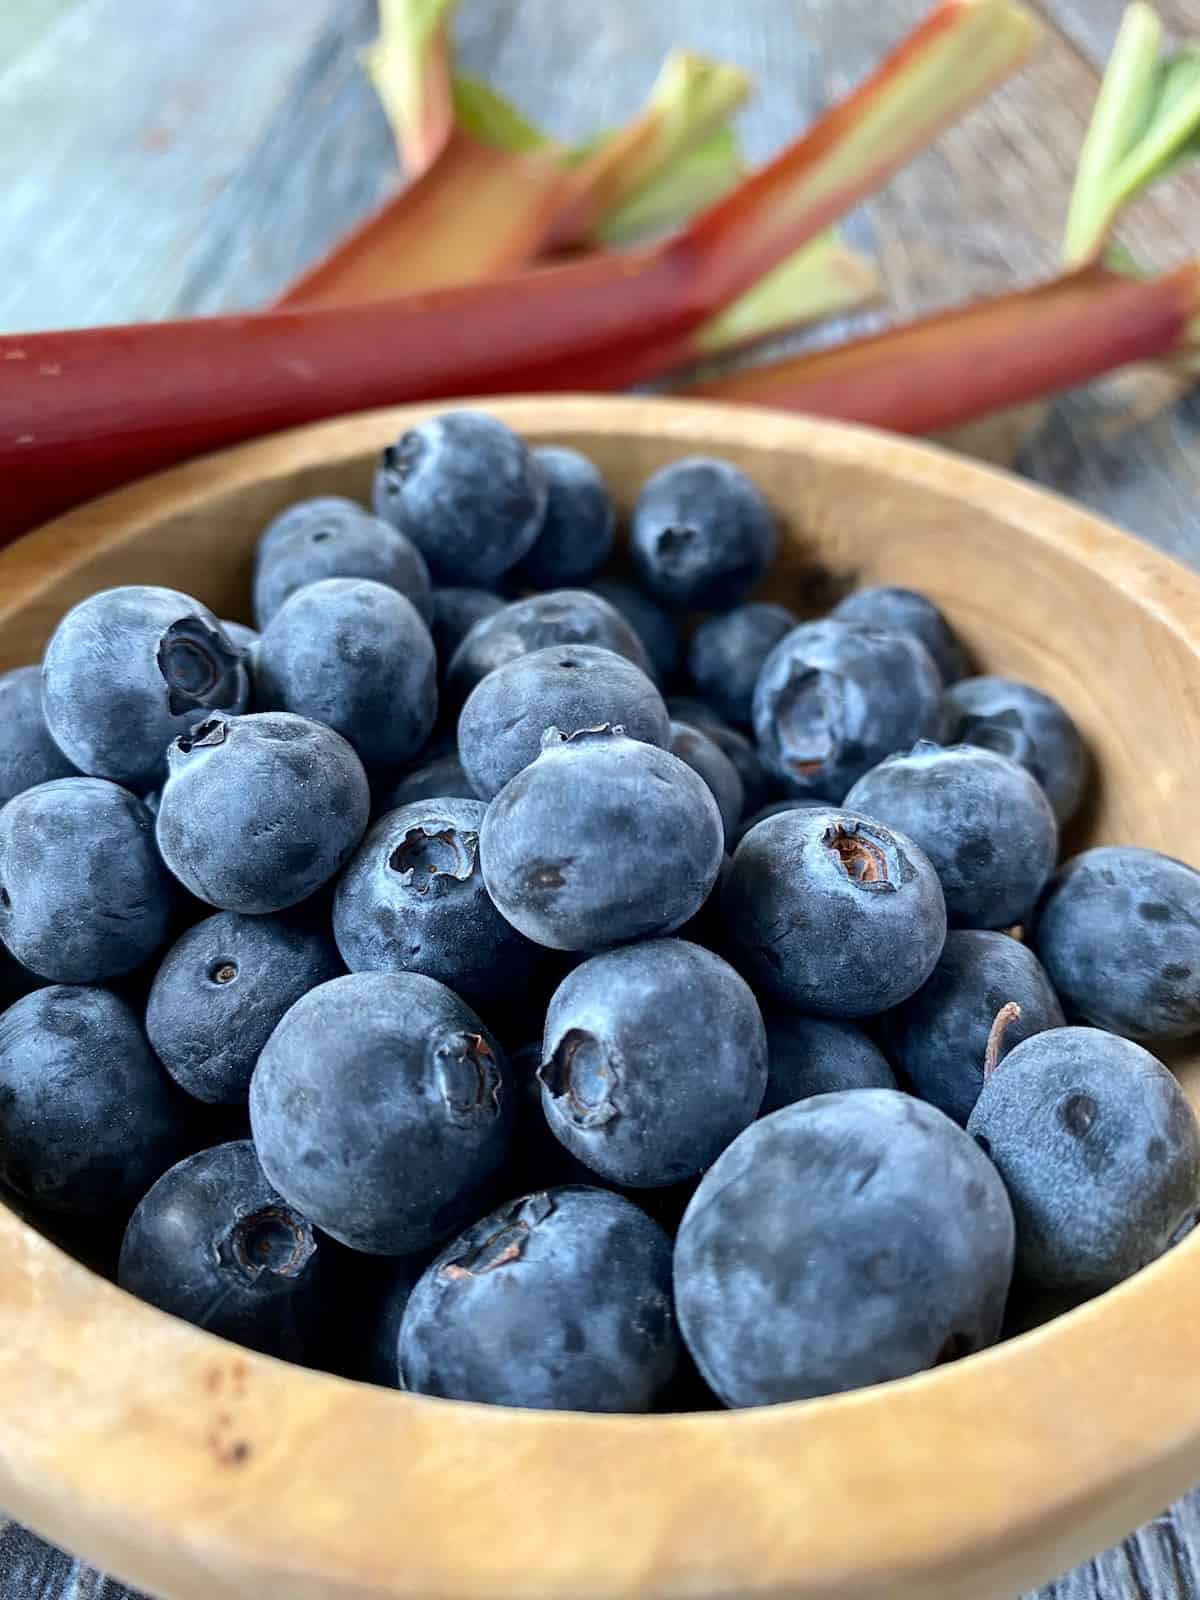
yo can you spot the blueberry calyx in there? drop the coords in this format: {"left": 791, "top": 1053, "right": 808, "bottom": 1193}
{"left": 157, "top": 617, "right": 242, "bottom": 717}
{"left": 823, "top": 820, "right": 899, "bottom": 893}
{"left": 172, "top": 716, "right": 229, "bottom": 758}
{"left": 219, "top": 1203, "right": 316, "bottom": 1283}
{"left": 208, "top": 960, "right": 238, "bottom": 985}
{"left": 539, "top": 1029, "right": 620, "bottom": 1128}
{"left": 655, "top": 524, "right": 698, "bottom": 575}
{"left": 1058, "top": 1093, "right": 1099, "bottom": 1138}
{"left": 379, "top": 434, "right": 424, "bottom": 496}
{"left": 389, "top": 825, "right": 478, "bottom": 895}
{"left": 539, "top": 722, "right": 623, "bottom": 752}
{"left": 435, "top": 1032, "right": 502, "bottom": 1123}
{"left": 775, "top": 667, "right": 842, "bottom": 778}
{"left": 440, "top": 1191, "right": 553, "bottom": 1280}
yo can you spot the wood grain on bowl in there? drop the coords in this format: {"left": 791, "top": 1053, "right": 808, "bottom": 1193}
{"left": 0, "top": 395, "right": 1198, "bottom": 1600}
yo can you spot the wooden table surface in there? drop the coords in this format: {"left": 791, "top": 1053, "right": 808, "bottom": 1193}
{"left": 3, "top": 1, "right": 1200, "bottom": 1596}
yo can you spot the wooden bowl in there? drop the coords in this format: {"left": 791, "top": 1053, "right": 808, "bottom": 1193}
{"left": 1, "top": 395, "right": 1199, "bottom": 1600}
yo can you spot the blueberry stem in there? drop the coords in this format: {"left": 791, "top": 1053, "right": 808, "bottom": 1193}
{"left": 983, "top": 1001, "right": 1022, "bottom": 1080}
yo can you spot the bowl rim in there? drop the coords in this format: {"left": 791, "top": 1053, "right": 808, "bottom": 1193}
{"left": 2, "top": 394, "right": 1200, "bottom": 1600}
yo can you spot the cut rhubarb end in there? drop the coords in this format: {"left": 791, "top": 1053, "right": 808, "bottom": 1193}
{"left": 687, "top": 258, "right": 1200, "bottom": 433}
{"left": 364, "top": 0, "right": 461, "bottom": 177}
{"left": 549, "top": 51, "right": 752, "bottom": 250}
{"left": 678, "top": 0, "right": 1041, "bottom": 310}
{"left": 692, "top": 231, "right": 882, "bottom": 357}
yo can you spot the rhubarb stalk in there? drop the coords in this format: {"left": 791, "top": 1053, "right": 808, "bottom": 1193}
{"left": 362, "top": 0, "right": 460, "bottom": 178}
{"left": 0, "top": 0, "right": 1038, "bottom": 542}
{"left": 686, "top": 259, "right": 1200, "bottom": 432}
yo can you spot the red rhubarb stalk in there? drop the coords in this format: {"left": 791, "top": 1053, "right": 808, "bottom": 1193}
{"left": 685, "top": 259, "right": 1200, "bottom": 432}
{"left": 0, "top": 0, "right": 1037, "bottom": 542}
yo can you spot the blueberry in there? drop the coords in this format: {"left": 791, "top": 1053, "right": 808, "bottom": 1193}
{"left": 250, "top": 972, "right": 512, "bottom": 1254}
{"left": 753, "top": 619, "right": 942, "bottom": 801}
{"left": 398, "top": 1186, "right": 680, "bottom": 1410}
{"left": 880, "top": 930, "right": 1065, "bottom": 1126}
{"left": 511, "top": 447, "right": 616, "bottom": 588}
{"left": 831, "top": 586, "right": 966, "bottom": 684}
{"left": 254, "top": 578, "right": 437, "bottom": 771}
{"left": 315, "top": 1243, "right": 434, "bottom": 1385}
{"left": 674, "top": 1091, "right": 1014, "bottom": 1405}
{"left": 373, "top": 411, "right": 548, "bottom": 585}
{"left": 687, "top": 603, "right": 797, "bottom": 726}
{"left": 480, "top": 726, "right": 724, "bottom": 951}
{"left": 0, "top": 778, "right": 175, "bottom": 982}
{"left": 376, "top": 752, "right": 474, "bottom": 810}
{"left": 447, "top": 588, "right": 653, "bottom": 700}
{"left": 701, "top": 722, "right": 776, "bottom": 816}
{"left": 589, "top": 577, "right": 681, "bottom": 682}
{"left": 1031, "top": 846, "right": 1200, "bottom": 1039}
{"left": 759, "top": 1014, "right": 896, "bottom": 1114}
{"left": 665, "top": 696, "right": 724, "bottom": 729}
{"left": 221, "top": 620, "right": 261, "bottom": 653}
{"left": 734, "top": 798, "right": 825, "bottom": 845}
{"left": 155, "top": 713, "right": 370, "bottom": 914}
{"left": 42, "top": 586, "right": 249, "bottom": 791}
{"left": 146, "top": 911, "right": 343, "bottom": 1104}
{"left": 943, "top": 676, "right": 1089, "bottom": 825}
{"left": 845, "top": 741, "right": 1058, "bottom": 930}
{"left": 118, "top": 1140, "right": 324, "bottom": 1360}
{"left": 459, "top": 644, "right": 670, "bottom": 801}
{"left": 0, "top": 985, "right": 191, "bottom": 1218}
{"left": 673, "top": 853, "right": 733, "bottom": 953}
{"left": 967, "top": 1025, "right": 1200, "bottom": 1292}
{"left": 0, "top": 665, "right": 80, "bottom": 804}
{"left": 630, "top": 457, "right": 777, "bottom": 610}
{"left": 430, "top": 587, "right": 505, "bottom": 686}
{"left": 252, "top": 500, "right": 432, "bottom": 629}
{"left": 722, "top": 806, "right": 946, "bottom": 1016}
{"left": 333, "top": 798, "right": 546, "bottom": 1005}
{"left": 668, "top": 722, "right": 744, "bottom": 844}
{"left": 539, "top": 939, "right": 767, "bottom": 1187}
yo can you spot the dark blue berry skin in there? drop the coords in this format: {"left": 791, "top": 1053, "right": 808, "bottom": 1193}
{"left": 942, "top": 676, "right": 1088, "bottom": 825}
{"left": 687, "top": 603, "right": 797, "bottom": 726}
{"left": 377, "top": 752, "right": 474, "bottom": 810}
{"left": 480, "top": 726, "right": 724, "bottom": 951}
{"left": 675, "top": 1091, "right": 1014, "bottom": 1406}
{"left": 511, "top": 447, "right": 616, "bottom": 589}
{"left": 459, "top": 644, "right": 670, "bottom": 801}
{"left": 752, "top": 619, "right": 943, "bottom": 802}
{"left": 0, "top": 985, "right": 191, "bottom": 1219}
{"left": 723, "top": 807, "right": 946, "bottom": 1016}
{"left": 333, "top": 798, "right": 545, "bottom": 1006}
{"left": 146, "top": 912, "right": 344, "bottom": 1105}
{"left": 430, "top": 588, "right": 505, "bottom": 687}
{"left": 250, "top": 972, "right": 513, "bottom": 1254}
{"left": 845, "top": 741, "right": 1058, "bottom": 930}
{"left": 1031, "top": 846, "right": 1200, "bottom": 1039}
{"left": 589, "top": 578, "right": 681, "bottom": 683}
{"left": 118, "top": 1140, "right": 324, "bottom": 1360}
{"left": 316, "top": 1243, "right": 434, "bottom": 1385}
{"left": 373, "top": 411, "right": 548, "bottom": 586}
{"left": 254, "top": 495, "right": 361, "bottom": 569}
{"left": 666, "top": 695, "right": 723, "bottom": 728}
{"left": 221, "top": 620, "right": 261, "bottom": 653}
{"left": 254, "top": 578, "right": 437, "bottom": 772}
{"left": 0, "top": 778, "right": 175, "bottom": 982}
{"left": 832, "top": 586, "right": 967, "bottom": 684}
{"left": 0, "top": 665, "right": 79, "bottom": 805}
{"left": 880, "top": 930, "right": 1065, "bottom": 1127}
{"left": 734, "top": 798, "right": 824, "bottom": 845}
{"left": 42, "top": 586, "right": 249, "bottom": 791}
{"left": 759, "top": 1014, "right": 896, "bottom": 1115}
{"left": 700, "top": 721, "right": 776, "bottom": 817}
{"left": 156, "top": 713, "right": 370, "bottom": 915}
{"left": 398, "top": 1186, "right": 680, "bottom": 1411}
{"left": 630, "top": 456, "right": 777, "bottom": 610}
{"left": 447, "top": 588, "right": 652, "bottom": 700}
{"left": 668, "top": 721, "right": 744, "bottom": 845}
{"left": 539, "top": 939, "right": 767, "bottom": 1187}
{"left": 967, "top": 1027, "right": 1200, "bottom": 1293}
{"left": 252, "top": 500, "right": 432, "bottom": 630}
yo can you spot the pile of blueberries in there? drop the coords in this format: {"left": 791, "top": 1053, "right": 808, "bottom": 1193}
{"left": 2, "top": 408, "right": 1199, "bottom": 1414}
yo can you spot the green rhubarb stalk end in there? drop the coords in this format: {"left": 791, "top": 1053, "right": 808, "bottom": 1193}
{"left": 364, "top": 0, "right": 461, "bottom": 174}
{"left": 694, "top": 231, "right": 882, "bottom": 355}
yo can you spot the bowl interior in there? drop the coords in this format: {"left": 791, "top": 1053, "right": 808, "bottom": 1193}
{"left": 0, "top": 395, "right": 1199, "bottom": 1600}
